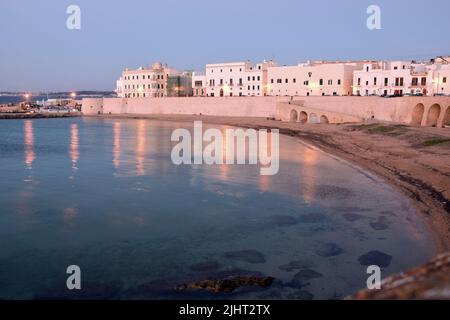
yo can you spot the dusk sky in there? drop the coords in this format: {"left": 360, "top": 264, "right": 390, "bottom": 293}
{"left": 1, "top": 0, "right": 449, "bottom": 92}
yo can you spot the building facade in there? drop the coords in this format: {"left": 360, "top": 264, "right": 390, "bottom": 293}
{"left": 192, "top": 72, "right": 207, "bottom": 97}
{"left": 116, "top": 62, "right": 176, "bottom": 98}
{"left": 205, "top": 60, "right": 277, "bottom": 97}
{"left": 267, "top": 61, "right": 366, "bottom": 97}
{"left": 353, "top": 57, "right": 450, "bottom": 97}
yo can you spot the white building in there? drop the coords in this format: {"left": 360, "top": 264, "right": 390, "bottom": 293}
{"left": 353, "top": 57, "right": 450, "bottom": 97}
{"left": 205, "top": 60, "right": 277, "bottom": 97}
{"left": 192, "top": 72, "right": 207, "bottom": 97}
{"left": 267, "top": 61, "right": 367, "bottom": 97}
{"left": 116, "top": 62, "right": 179, "bottom": 98}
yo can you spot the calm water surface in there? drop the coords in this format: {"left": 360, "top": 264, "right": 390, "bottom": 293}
{"left": 0, "top": 118, "right": 434, "bottom": 299}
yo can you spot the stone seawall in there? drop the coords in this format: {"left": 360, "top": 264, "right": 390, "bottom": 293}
{"left": 82, "top": 96, "right": 450, "bottom": 127}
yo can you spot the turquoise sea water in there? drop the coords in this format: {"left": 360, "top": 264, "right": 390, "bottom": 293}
{"left": 0, "top": 117, "right": 434, "bottom": 299}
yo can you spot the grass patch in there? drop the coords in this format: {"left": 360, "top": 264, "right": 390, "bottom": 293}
{"left": 422, "top": 138, "right": 450, "bottom": 147}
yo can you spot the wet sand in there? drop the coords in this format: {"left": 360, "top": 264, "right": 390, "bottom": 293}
{"left": 94, "top": 114, "right": 450, "bottom": 252}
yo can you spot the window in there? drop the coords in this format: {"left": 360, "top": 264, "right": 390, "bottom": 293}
{"left": 239, "top": 78, "right": 243, "bottom": 85}
{"left": 319, "top": 79, "right": 323, "bottom": 86}
{"left": 271, "top": 79, "right": 274, "bottom": 84}
{"left": 230, "top": 69, "right": 232, "bottom": 72}
{"left": 257, "top": 85, "right": 260, "bottom": 90}
{"left": 384, "top": 78, "right": 388, "bottom": 86}
{"left": 412, "top": 78, "right": 418, "bottom": 86}
{"left": 443, "top": 77, "right": 447, "bottom": 83}
{"left": 366, "top": 81, "right": 369, "bottom": 86}
{"left": 394, "top": 66, "right": 398, "bottom": 70}
{"left": 220, "top": 79, "right": 223, "bottom": 85}
{"left": 366, "top": 66, "right": 369, "bottom": 72}
{"left": 277, "top": 79, "right": 282, "bottom": 84}
{"left": 421, "top": 77, "right": 427, "bottom": 86}
{"left": 374, "top": 77, "right": 377, "bottom": 85}
{"left": 304, "top": 80, "right": 309, "bottom": 86}
{"left": 258, "top": 66, "right": 261, "bottom": 70}
{"left": 285, "top": 79, "right": 288, "bottom": 83}
{"left": 357, "top": 78, "right": 361, "bottom": 86}
{"left": 248, "top": 85, "right": 250, "bottom": 90}
{"left": 253, "top": 85, "right": 255, "bottom": 90}
{"left": 257, "top": 76, "right": 260, "bottom": 81}
{"left": 293, "top": 78, "right": 296, "bottom": 83}
{"left": 230, "top": 78, "right": 233, "bottom": 85}
{"left": 337, "top": 79, "right": 341, "bottom": 85}
{"left": 253, "top": 76, "right": 255, "bottom": 81}
{"left": 328, "top": 80, "right": 332, "bottom": 85}
{"left": 248, "top": 76, "right": 251, "bottom": 81}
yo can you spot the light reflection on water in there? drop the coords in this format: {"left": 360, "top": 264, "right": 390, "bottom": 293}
{"left": 0, "top": 117, "right": 435, "bottom": 300}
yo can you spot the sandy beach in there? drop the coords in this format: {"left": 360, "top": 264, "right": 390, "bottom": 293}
{"left": 96, "top": 114, "right": 450, "bottom": 252}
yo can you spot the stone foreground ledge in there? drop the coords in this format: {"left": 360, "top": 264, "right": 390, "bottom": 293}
{"left": 350, "top": 252, "right": 450, "bottom": 300}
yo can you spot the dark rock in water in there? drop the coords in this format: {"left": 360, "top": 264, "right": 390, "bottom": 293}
{"left": 342, "top": 213, "right": 365, "bottom": 222}
{"left": 175, "top": 276, "right": 274, "bottom": 294}
{"left": 298, "top": 212, "right": 327, "bottom": 223}
{"left": 287, "top": 290, "right": 314, "bottom": 300}
{"left": 358, "top": 251, "right": 392, "bottom": 268}
{"left": 224, "top": 250, "right": 266, "bottom": 264}
{"left": 315, "top": 185, "right": 355, "bottom": 199}
{"left": 189, "top": 260, "right": 220, "bottom": 272}
{"left": 291, "top": 269, "right": 323, "bottom": 286}
{"left": 315, "top": 243, "right": 344, "bottom": 257}
{"left": 370, "top": 216, "right": 389, "bottom": 231}
{"left": 380, "top": 210, "right": 397, "bottom": 217}
{"left": 269, "top": 215, "right": 298, "bottom": 227}
{"left": 336, "top": 206, "right": 372, "bottom": 213}
{"left": 279, "top": 260, "right": 313, "bottom": 272}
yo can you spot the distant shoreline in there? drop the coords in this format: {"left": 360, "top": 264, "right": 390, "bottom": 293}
{"left": 0, "top": 112, "right": 81, "bottom": 120}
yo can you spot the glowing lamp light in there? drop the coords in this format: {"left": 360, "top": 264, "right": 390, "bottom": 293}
{"left": 24, "top": 93, "right": 30, "bottom": 99}
{"left": 223, "top": 84, "right": 230, "bottom": 94}
{"left": 70, "top": 92, "right": 77, "bottom": 98}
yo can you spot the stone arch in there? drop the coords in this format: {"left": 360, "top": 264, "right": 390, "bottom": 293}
{"left": 320, "top": 115, "right": 329, "bottom": 124}
{"left": 299, "top": 111, "right": 308, "bottom": 124}
{"left": 426, "top": 104, "right": 441, "bottom": 127}
{"left": 310, "top": 113, "right": 319, "bottom": 124}
{"left": 411, "top": 103, "right": 424, "bottom": 125}
{"left": 290, "top": 109, "right": 298, "bottom": 122}
{"left": 443, "top": 106, "right": 450, "bottom": 127}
